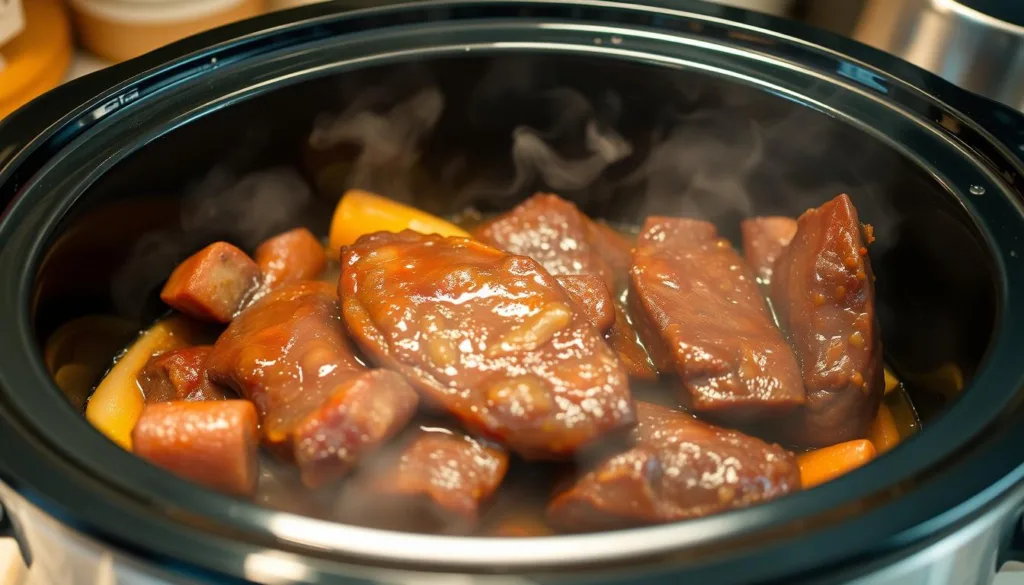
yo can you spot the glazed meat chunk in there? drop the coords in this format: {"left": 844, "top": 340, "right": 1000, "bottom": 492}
{"left": 340, "top": 231, "right": 634, "bottom": 459}
{"left": 555, "top": 275, "right": 615, "bottom": 333}
{"left": 206, "top": 280, "right": 418, "bottom": 487}
{"left": 138, "top": 346, "right": 231, "bottom": 403}
{"left": 547, "top": 401, "right": 800, "bottom": 531}
{"left": 132, "top": 400, "right": 260, "bottom": 497}
{"left": 769, "top": 194, "right": 883, "bottom": 447}
{"left": 160, "top": 242, "right": 261, "bottom": 323}
{"left": 342, "top": 424, "right": 509, "bottom": 534}
{"left": 473, "top": 193, "right": 621, "bottom": 291}
{"left": 741, "top": 217, "right": 798, "bottom": 283}
{"left": 630, "top": 217, "right": 805, "bottom": 422}
{"left": 255, "top": 227, "right": 328, "bottom": 288}
{"left": 474, "top": 193, "right": 656, "bottom": 380}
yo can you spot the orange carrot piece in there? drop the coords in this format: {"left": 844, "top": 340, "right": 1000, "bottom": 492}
{"left": 869, "top": 404, "right": 900, "bottom": 454}
{"left": 798, "top": 439, "right": 876, "bottom": 489}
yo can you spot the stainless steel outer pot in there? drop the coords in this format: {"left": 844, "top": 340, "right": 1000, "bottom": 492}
{"left": 1, "top": 1, "right": 1024, "bottom": 583}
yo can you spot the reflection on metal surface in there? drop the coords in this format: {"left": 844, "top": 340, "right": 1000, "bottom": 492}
{"left": 854, "top": 0, "right": 1024, "bottom": 111}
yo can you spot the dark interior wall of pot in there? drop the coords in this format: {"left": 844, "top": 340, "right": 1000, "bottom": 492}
{"left": 33, "top": 54, "right": 997, "bottom": 422}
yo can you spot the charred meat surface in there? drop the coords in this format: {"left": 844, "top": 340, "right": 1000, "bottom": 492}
{"left": 160, "top": 242, "right": 261, "bottom": 323}
{"left": 340, "top": 230, "right": 634, "bottom": 459}
{"left": 206, "top": 280, "right": 419, "bottom": 487}
{"left": 547, "top": 401, "right": 800, "bottom": 531}
{"left": 255, "top": 227, "right": 328, "bottom": 288}
{"left": 741, "top": 217, "right": 799, "bottom": 284}
{"left": 138, "top": 346, "right": 231, "bottom": 403}
{"left": 769, "top": 194, "right": 883, "bottom": 447}
{"left": 132, "top": 400, "right": 260, "bottom": 497}
{"left": 630, "top": 217, "right": 805, "bottom": 422}
{"left": 555, "top": 274, "right": 615, "bottom": 333}
{"left": 343, "top": 424, "right": 509, "bottom": 534}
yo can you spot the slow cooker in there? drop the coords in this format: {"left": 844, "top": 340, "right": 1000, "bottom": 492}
{"left": 1, "top": 1, "right": 1024, "bottom": 583}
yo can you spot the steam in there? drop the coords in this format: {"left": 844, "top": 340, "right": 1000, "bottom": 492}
{"left": 309, "top": 87, "right": 444, "bottom": 202}
{"left": 509, "top": 119, "right": 633, "bottom": 193}
{"left": 111, "top": 167, "right": 311, "bottom": 320}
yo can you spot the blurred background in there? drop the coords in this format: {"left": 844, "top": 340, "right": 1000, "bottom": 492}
{"left": 0, "top": 0, "right": 1022, "bottom": 120}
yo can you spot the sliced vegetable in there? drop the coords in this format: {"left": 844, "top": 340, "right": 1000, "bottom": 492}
{"left": 797, "top": 439, "right": 876, "bottom": 489}
{"left": 869, "top": 404, "right": 900, "bottom": 454}
{"left": 328, "top": 189, "right": 469, "bottom": 253}
{"left": 884, "top": 367, "right": 899, "bottom": 395}
{"left": 85, "top": 316, "right": 199, "bottom": 450}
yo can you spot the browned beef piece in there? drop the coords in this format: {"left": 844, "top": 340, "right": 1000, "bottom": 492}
{"left": 342, "top": 424, "right": 509, "bottom": 534}
{"left": 630, "top": 217, "right": 805, "bottom": 422}
{"left": 741, "top": 216, "right": 798, "bottom": 283}
{"left": 473, "top": 193, "right": 620, "bottom": 291}
{"left": 555, "top": 274, "right": 615, "bottom": 333}
{"left": 769, "top": 194, "right": 883, "bottom": 447}
{"left": 160, "top": 242, "right": 261, "bottom": 323}
{"left": 340, "top": 230, "right": 634, "bottom": 459}
{"left": 255, "top": 227, "right": 327, "bottom": 288}
{"left": 546, "top": 402, "right": 800, "bottom": 531}
{"left": 206, "top": 280, "right": 418, "bottom": 487}
{"left": 132, "top": 400, "right": 260, "bottom": 497}
{"left": 138, "top": 346, "right": 231, "bottom": 403}
{"left": 474, "top": 194, "right": 657, "bottom": 379}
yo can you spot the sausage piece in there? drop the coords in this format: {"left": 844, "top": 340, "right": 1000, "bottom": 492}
{"left": 769, "top": 194, "right": 883, "bottom": 447}
{"left": 255, "top": 227, "right": 328, "bottom": 288}
{"left": 473, "top": 193, "right": 620, "bottom": 291}
{"left": 160, "top": 242, "right": 261, "bottom": 323}
{"left": 546, "top": 402, "right": 800, "bottom": 531}
{"left": 741, "top": 217, "right": 798, "bottom": 284}
{"left": 206, "top": 280, "right": 419, "bottom": 487}
{"left": 138, "top": 346, "right": 231, "bottom": 403}
{"left": 343, "top": 425, "right": 509, "bottom": 534}
{"left": 630, "top": 217, "right": 805, "bottom": 422}
{"left": 555, "top": 275, "right": 615, "bottom": 333}
{"left": 340, "top": 231, "right": 634, "bottom": 459}
{"left": 132, "top": 400, "right": 260, "bottom": 497}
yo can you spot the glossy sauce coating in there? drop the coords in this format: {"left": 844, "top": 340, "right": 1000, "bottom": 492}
{"left": 346, "top": 424, "right": 509, "bottom": 534}
{"left": 473, "top": 193, "right": 620, "bottom": 291}
{"left": 138, "top": 346, "right": 231, "bottom": 403}
{"left": 160, "top": 242, "right": 261, "bottom": 323}
{"left": 741, "top": 217, "right": 798, "bottom": 283}
{"left": 340, "top": 230, "right": 634, "bottom": 459}
{"left": 630, "top": 217, "right": 805, "bottom": 421}
{"left": 255, "top": 227, "right": 328, "bottom": 288}
{"left": 473, "top": 194, "right": 655, "bottom": 379}
{"left": 206, "top": 280, "right": 419, "bottom": 486}
{"left": 132, "top": 400, "right": 260, "bottom": 497}
{"left": 547, "top": 401, "right": 800, "bottom": 531}
{"left": 769, "top": 194, "right": 884, "bottom": 447}
{"left": 555, "top": 274, "right": 615, "bottom": 333}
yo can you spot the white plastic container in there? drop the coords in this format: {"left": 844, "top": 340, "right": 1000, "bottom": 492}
{"left": 68, "top": 0, "right": 265, "bottom": 63}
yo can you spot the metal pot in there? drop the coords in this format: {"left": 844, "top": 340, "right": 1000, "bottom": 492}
{"left": 1, "top": 1, "right": 1024, "bottom": 583}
